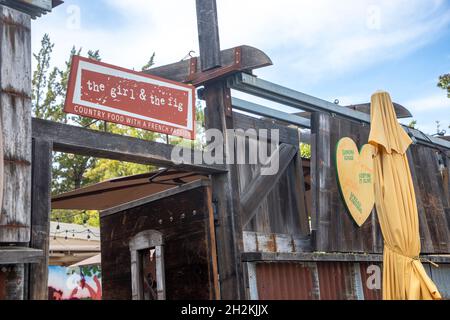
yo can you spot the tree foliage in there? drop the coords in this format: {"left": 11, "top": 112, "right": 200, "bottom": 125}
{"left": 32, "top": 34, "right": 161, "bottom": 226}
{"left": 437, "top": 73, "right": 450, "bottom": 98}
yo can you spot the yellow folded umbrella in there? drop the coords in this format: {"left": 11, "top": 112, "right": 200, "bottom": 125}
{"left": 369, "top": 91, "right": 441, "bottom": 300}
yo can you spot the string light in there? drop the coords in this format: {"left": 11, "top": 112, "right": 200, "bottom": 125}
{"left": 50, "top": 226, "right": 100, "bottom": 240}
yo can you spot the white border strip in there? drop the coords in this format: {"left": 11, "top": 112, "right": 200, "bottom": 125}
{"left": 72, "top": 60, "right": 194, "bottom": 131}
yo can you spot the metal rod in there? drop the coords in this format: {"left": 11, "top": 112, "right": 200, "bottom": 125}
{"left": 229, "top": 73, "right": 370, "bottom": 121}
{"left": 229, "top": 73, "right": 450, "bottom": 150}
{"left": 232, "top": 97, "right": 311, "bottom": 128}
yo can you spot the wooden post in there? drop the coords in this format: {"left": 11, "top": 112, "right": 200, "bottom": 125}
{"left": 0, "top": 5, "right": 32, "bottom": 244}
{"left": 28, "top": 139, "right": 52, "bottom": 300}
{"left": 195, "top": 0, "right": 245, "bottom": 299}
{"left": 196, "top": 0, "right": 221, "bottom": 70}
{"left": 0, "top": 5, "right": 32, "bottom": 300}
{"left": 311, "top": 112, "right": 332, "bottom": 252}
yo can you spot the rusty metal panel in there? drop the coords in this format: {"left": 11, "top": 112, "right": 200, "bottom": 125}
{"left": 255, "top": 262, "right": 384, "bottom": 300}
{"left": 316, "top": 262, "right": 359, "bottom": 300}
{"left": 256, "top": 262, "right": 319, "bottom": 300}
{"left": 359, "top": 262, "right": 382, "bottom": 300}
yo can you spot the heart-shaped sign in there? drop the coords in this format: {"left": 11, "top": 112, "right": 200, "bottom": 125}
{"left": 335, "top": 137, "right": 375, "bottom": 227}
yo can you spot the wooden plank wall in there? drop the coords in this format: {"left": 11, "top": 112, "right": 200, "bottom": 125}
{"left": 312, "top": 112, "right": 450, "bottom": 254}
{"left": 408, "top": 145, "right": 450, "bottom": 253}
{"left": 233, "top": 114, "right": 310, "bottom": 238}
{"left": 240, "top": 160, "right": 306, "bottom": 235}
{"left": 100, "top": 186, "right": 218, "bottom": 300}
{"left": 0, "top": 5, "right": 32, "bottom": 243}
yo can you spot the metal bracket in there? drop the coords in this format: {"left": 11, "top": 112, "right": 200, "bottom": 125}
{"left": 186, "top": 47, "right": 242, "bottom": 87}
{"left": 212, "top": 198, "right": 220, "bottom": 226}
{"left": 223, "top": 86, "right": 233, "bottom": 117}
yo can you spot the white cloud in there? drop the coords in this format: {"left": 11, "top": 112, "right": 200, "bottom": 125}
{"left": 31, "top": 0, "right": 450, "bottom": 85}
{"left": 31, "top": 0, "right": 200, "bottom": 71}
{"left": 29, "top": 0, "right": 450, "bottom": 137}
{"left": 405, "top": 93, "right": 450, "bottom": 112}
{"left": 216, "top": 0, "right": 450, "bottom": 84}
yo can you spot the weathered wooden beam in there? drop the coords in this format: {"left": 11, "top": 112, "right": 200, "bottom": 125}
{"left": 243, "top": 231, "right": 312, "bottom": 253}
{"left": 241, "top": 252, "right": 383, "bottom": 263}
{"left": 241, "top": 252, "right": 450, "bottom": 264}
{"left": 196, "top": 0, "right": 245, "bottom": 300}
{"left": 0, "top": 0, "right": 62, "bottom": 19}
{"left": 0, "top": 5, "right": 32, "bottom": 244}
{"left": 311, "top": 113, "right": 331, "bottom": 252}
{"left": 28, "top": 139, "right": 52, "bottom": 300}
{"left": 32, "top": 118, "right": 226, "bottom": 174}
{"left": 293, "top": 152, "right": 310, "bottom": 237}
{"left": 232, "top": 111, "right": 299, "bottom": 146}
{"left": 100, "top": 179, "right": 210, "bottom": 218}
{"left": 196, "top": 0, "right": 221, "bottom": 70}
{"left": 240, "top": 143, "right": 299, "bottom": 227}
{"left": 0, "top": 247, "right": 43, "bottom": 264}
{"left": 205, "top": 186, "right": 221, "bottom": 300}
{"left": 145, "top": 46, "right": 272, "bottom": 83}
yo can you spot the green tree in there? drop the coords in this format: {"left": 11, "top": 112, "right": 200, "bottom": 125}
{"left": 32, "top": 34, "right": 163, "bottom": 226}
{"left": 141, "top": 52, "right": 156, "bottom": 71}
{"left": 408, "top": 120, "right": 417, "bottom": 129}
{"left": 300, "top": 143, "right": 311, "bottom": 159}
{"left": 437, "top": 73, "right": 450, "bottom": 98}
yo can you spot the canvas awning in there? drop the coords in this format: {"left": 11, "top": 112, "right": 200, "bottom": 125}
{"left": 52, "top": 169, "right": 206, "bottom": 211}
{"left": 69, "top": 254, "right": 101, "bottom": 268}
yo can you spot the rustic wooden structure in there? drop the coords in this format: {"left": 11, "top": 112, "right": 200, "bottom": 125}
{"left": 0, "top": 3, "right": 39, "bottom": 300}
{"left": 2, "top": 0, "right": 450, "bottom": 300}
{"left": 100, "top": 179, "right": 219, "bottom": 300}
{"left": 0, "top": 0, "right": 62, "bottom": 300}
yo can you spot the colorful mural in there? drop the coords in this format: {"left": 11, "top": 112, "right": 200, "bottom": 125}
{"left": 48, "top": 265, "right": 102, "bottom": 300}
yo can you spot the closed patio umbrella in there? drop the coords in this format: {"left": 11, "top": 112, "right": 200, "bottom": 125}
{"left": 369, "top": 91, "right": 441, "bottom": 300}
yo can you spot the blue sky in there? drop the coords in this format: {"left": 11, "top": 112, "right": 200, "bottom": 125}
{"left": 32, "top": 0, "right": 450, "bottom": 135}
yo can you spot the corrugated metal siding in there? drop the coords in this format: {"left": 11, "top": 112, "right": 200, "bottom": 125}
{"left": 256, "top": 262, "right": 318, "bottom": 300}
{"left": 359, "top": 262, "right": 382, "bottom": 300}
{"left": 255, "top": 262, "right": 384, "bottom": 300}
{"left": 317, "top": 262, "right": 357, "bottom": 300}
{"left": 255, "top": 261, "right": 450, "bottom": 300}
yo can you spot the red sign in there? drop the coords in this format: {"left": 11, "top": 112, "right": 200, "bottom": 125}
{"left": 65, "top": 56, "right": 196, "bottom": 140}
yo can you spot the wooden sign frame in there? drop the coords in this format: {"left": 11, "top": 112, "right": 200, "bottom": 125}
{"left": 65, "top": 56, "right": 196, "bottom": 140}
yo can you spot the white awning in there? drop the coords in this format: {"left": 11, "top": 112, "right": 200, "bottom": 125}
{"left": 69, "top": 254, "right": 101, "bottom": 267}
